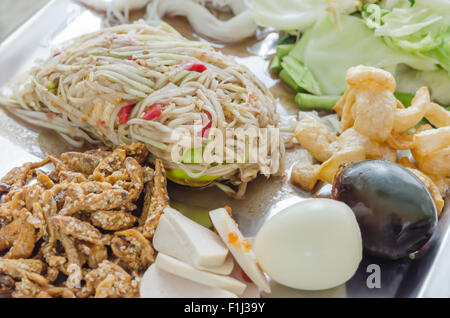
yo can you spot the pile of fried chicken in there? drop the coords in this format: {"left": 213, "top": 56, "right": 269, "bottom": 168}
{"left": 0, "top": 143, "right": 168, "bottom": 298}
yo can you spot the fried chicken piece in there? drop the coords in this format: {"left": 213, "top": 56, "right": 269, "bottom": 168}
{"left": 30, "top": 201, "right": 47, "bottom": 240}
{"left": 139, "top": 180, "right": 153, "bottom": 227}
{"left": 5, "top": 216, "right": 36, "bottom": 259}
{"left": 94, "top": 275, "right": 115, "bottom": 298}
{"left": 0, "top": 259, "right": 45, "bottom": 274}
{"left": 45, "top": 267, "right": 59, "bottom": 283}
{"left": 51, "top": 216, "right": 102, "bottom": 245}
{"left": 59, "top": 231, "right": 82, "bottom": 267}
{"left": 118, "top": 143, "right": 149, "bottom": 164}
{"left": 45, "top": 286, "right": 76, "bottom": 298}
{"left": 77, "top": 242, "right": 108, "bottom": 269}
{"left": 40, "top": 190, "right": 58, "bottom": 256}
{"left": 124, "top": 157, "right": 144, "bottom": 201}
{"left": 36, "top": 291, "right": 52, "bottom": 298}
{"left": 0, "top": 219, "right": 21, "bottom": 252}
{"left": 0, "top": 143, "right": 160, "bottom": 298}
{"left": 1, "top": 157, "right": 67, "bottom": 199}
{"left": 91, "top": 149, "right": 127, "bottom": 182}
{"left": 0, "top": 274, "right": 15, "bottom": 292}
{"left": 0, "top": 259, "right": 48, "bottom": 287}
{"left": 58, "top": 171, "right": 88, "bottom": 183}
{"left": 81, "top": 260, "right": 136, "bottom": 298}
{"left": 13, "top": 278, "right": 76, "bottom": 298}
{"left": 1, "top": 161, "right": 37, "bottom": 188}
{"left": 91, "top": 210, "right": 137, "bottom": 231}
{"left": 46, "top": 156, "right": 70, "bottom": 183}
{"left": 12, "top": 277, "right": 42, "bottom": 298}
{"left": 59, "top": 186, "right": 132, "bottom": 216}
{"left": 60, "top": 152, "right": 104, "bottom": 175}
{"left": 22, "top": 184, "right": 45, "bottom": 213}
{"left": 111, "top": 229, "right": 154, "bottom": 272}
{"left": 36, "top": 170, "right": 55, "bottom": 189}
{"left": 110, "top": 237, "right": 140, "bottom": 272}
{"left": 142, "top": 160, "right": 168, "bottom": 239}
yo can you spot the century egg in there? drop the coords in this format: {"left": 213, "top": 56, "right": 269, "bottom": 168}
{"left": 331, "top": 160, "right": 438, "bottom": 260}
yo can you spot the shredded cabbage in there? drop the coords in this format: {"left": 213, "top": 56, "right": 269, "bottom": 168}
{"left": 395, "top": 64, "right": 450, "bottom": 105}
{"left": 362, "top": 0, "right": 450, "bottom": 73}
{"left": 288, "top": 14, "right": 437, "bottom": 95}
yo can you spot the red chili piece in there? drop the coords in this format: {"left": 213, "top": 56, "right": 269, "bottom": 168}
{"left": 142, "top": 103, "right": 163, "bottom": 120}
{"left": 118, "top": 104, "right": 136, "bottom": 124}
{"left": 201, "top": 111, "right": 212, "bottom": 138}
{"left": 185, "top": 62, "right": 207, "bottom": 73}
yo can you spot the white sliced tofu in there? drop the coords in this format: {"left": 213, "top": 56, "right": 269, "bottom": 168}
{"left": 230, "top": 263, "right": 260, "bottom": 298}
{"left": 196, "top": 253, "right": 234, "bottom": 275}
{"left": 209, "top": 208, "right": 271, "bottom": 293}
{"left": 153, "top": 207, "right": 229, "bottom": 268}
{"left": 140, "top": 264, "right": 237, "bottom": 298}
{"left": 155, "top": 253, "right": 246, "bottom": 296}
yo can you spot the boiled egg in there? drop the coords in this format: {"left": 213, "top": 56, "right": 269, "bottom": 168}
{"left": 254, "top": 198, "right": 362, "bottom": 291}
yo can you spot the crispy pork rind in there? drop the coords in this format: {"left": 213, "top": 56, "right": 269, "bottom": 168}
{"left": 290, "top": 150, "right": 322, "bottom": 192}
{"left": 351, "top": 90, "right": 396, "bottom": 142}
{"left": 426, "top": 103, "right": 450, "bottom": 128}
{"left": 334, "top": 65, "right": 397, "bottom": 142}
{"left": 412, "top": 127, "right": 450, "bottom": 177}
{"left": 0, "top": 143, "right": 166, "bottom": 298}
{"left": 345, "top": 65, "right": 396, "bottom": 92}
{"left": 291, "top": 162, "right": 321, "bottom": 192}
{"left": 393, "top": 87, "right": 430, "bottom": 133}
{"left": 407, "top": 168, "right": 445, "bottom": 216}
{"left": 318, "top": 128, "right": 368, "bottom": 184}
{"left": 295, "top": 118, "right": 338, "bottom": 162}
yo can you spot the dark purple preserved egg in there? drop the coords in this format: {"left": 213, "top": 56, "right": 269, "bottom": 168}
{"left": 331, "top": 160, "right": 438, "bottom": 260}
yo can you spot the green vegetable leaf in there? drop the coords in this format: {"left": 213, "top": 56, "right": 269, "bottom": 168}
{"left": 288, "top": 14, "right": 435, "bottom": 95}
{"left": 361, "top": 2, "right": 450, "bottom": 74}
{"left": 281, "top": 56, "right": 321, "bottom": 95}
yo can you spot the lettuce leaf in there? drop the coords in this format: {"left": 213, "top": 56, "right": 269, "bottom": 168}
{"left": 288, "top": 14, "right": 437, "bottom": 95}
{"left": 363, "top": 1, "right": 450, "bottom": 73}
{"left": 395, "top": 64, "right": 450, "bottom": 105}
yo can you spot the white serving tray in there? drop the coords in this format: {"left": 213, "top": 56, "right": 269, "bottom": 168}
{"left": 0, "top": 0, "right": 448, "bottom": 298}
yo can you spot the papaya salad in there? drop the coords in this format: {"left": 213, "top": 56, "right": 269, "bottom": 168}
{"left": 0, "top": 22, "right": 281, "bottom": 198}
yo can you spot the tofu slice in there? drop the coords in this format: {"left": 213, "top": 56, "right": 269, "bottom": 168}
{"left": 209, "top": 208, "right": 271, "bottom": 293}
{"left": 153, "top": 207, "right": 228, "bottom": 268}
{"left": 196, "top": 253, "right": 234, "bottom": 275}
{"left": 153, "top": 207, "right": 229, "bottom": 268}
{"left": 140, "top": 264, "right": 237, "bottom": 298}
{"left": 155, "top": 253, "right": 246, "bottom": 296}
{"left": 230, "top": 263, "right": 261, "bottom": 298}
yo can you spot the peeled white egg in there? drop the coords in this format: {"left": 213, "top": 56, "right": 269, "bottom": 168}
{"left": 254, "top": 198, "right": 362, "bottom": 291}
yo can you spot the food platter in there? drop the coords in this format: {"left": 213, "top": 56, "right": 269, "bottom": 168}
{"left": 0, "top": 0, "right": 448, "bottom": 298}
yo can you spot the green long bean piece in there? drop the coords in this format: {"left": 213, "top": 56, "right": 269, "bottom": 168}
{"left": 295, "top": 93, "right": 340, "bottom": 110}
